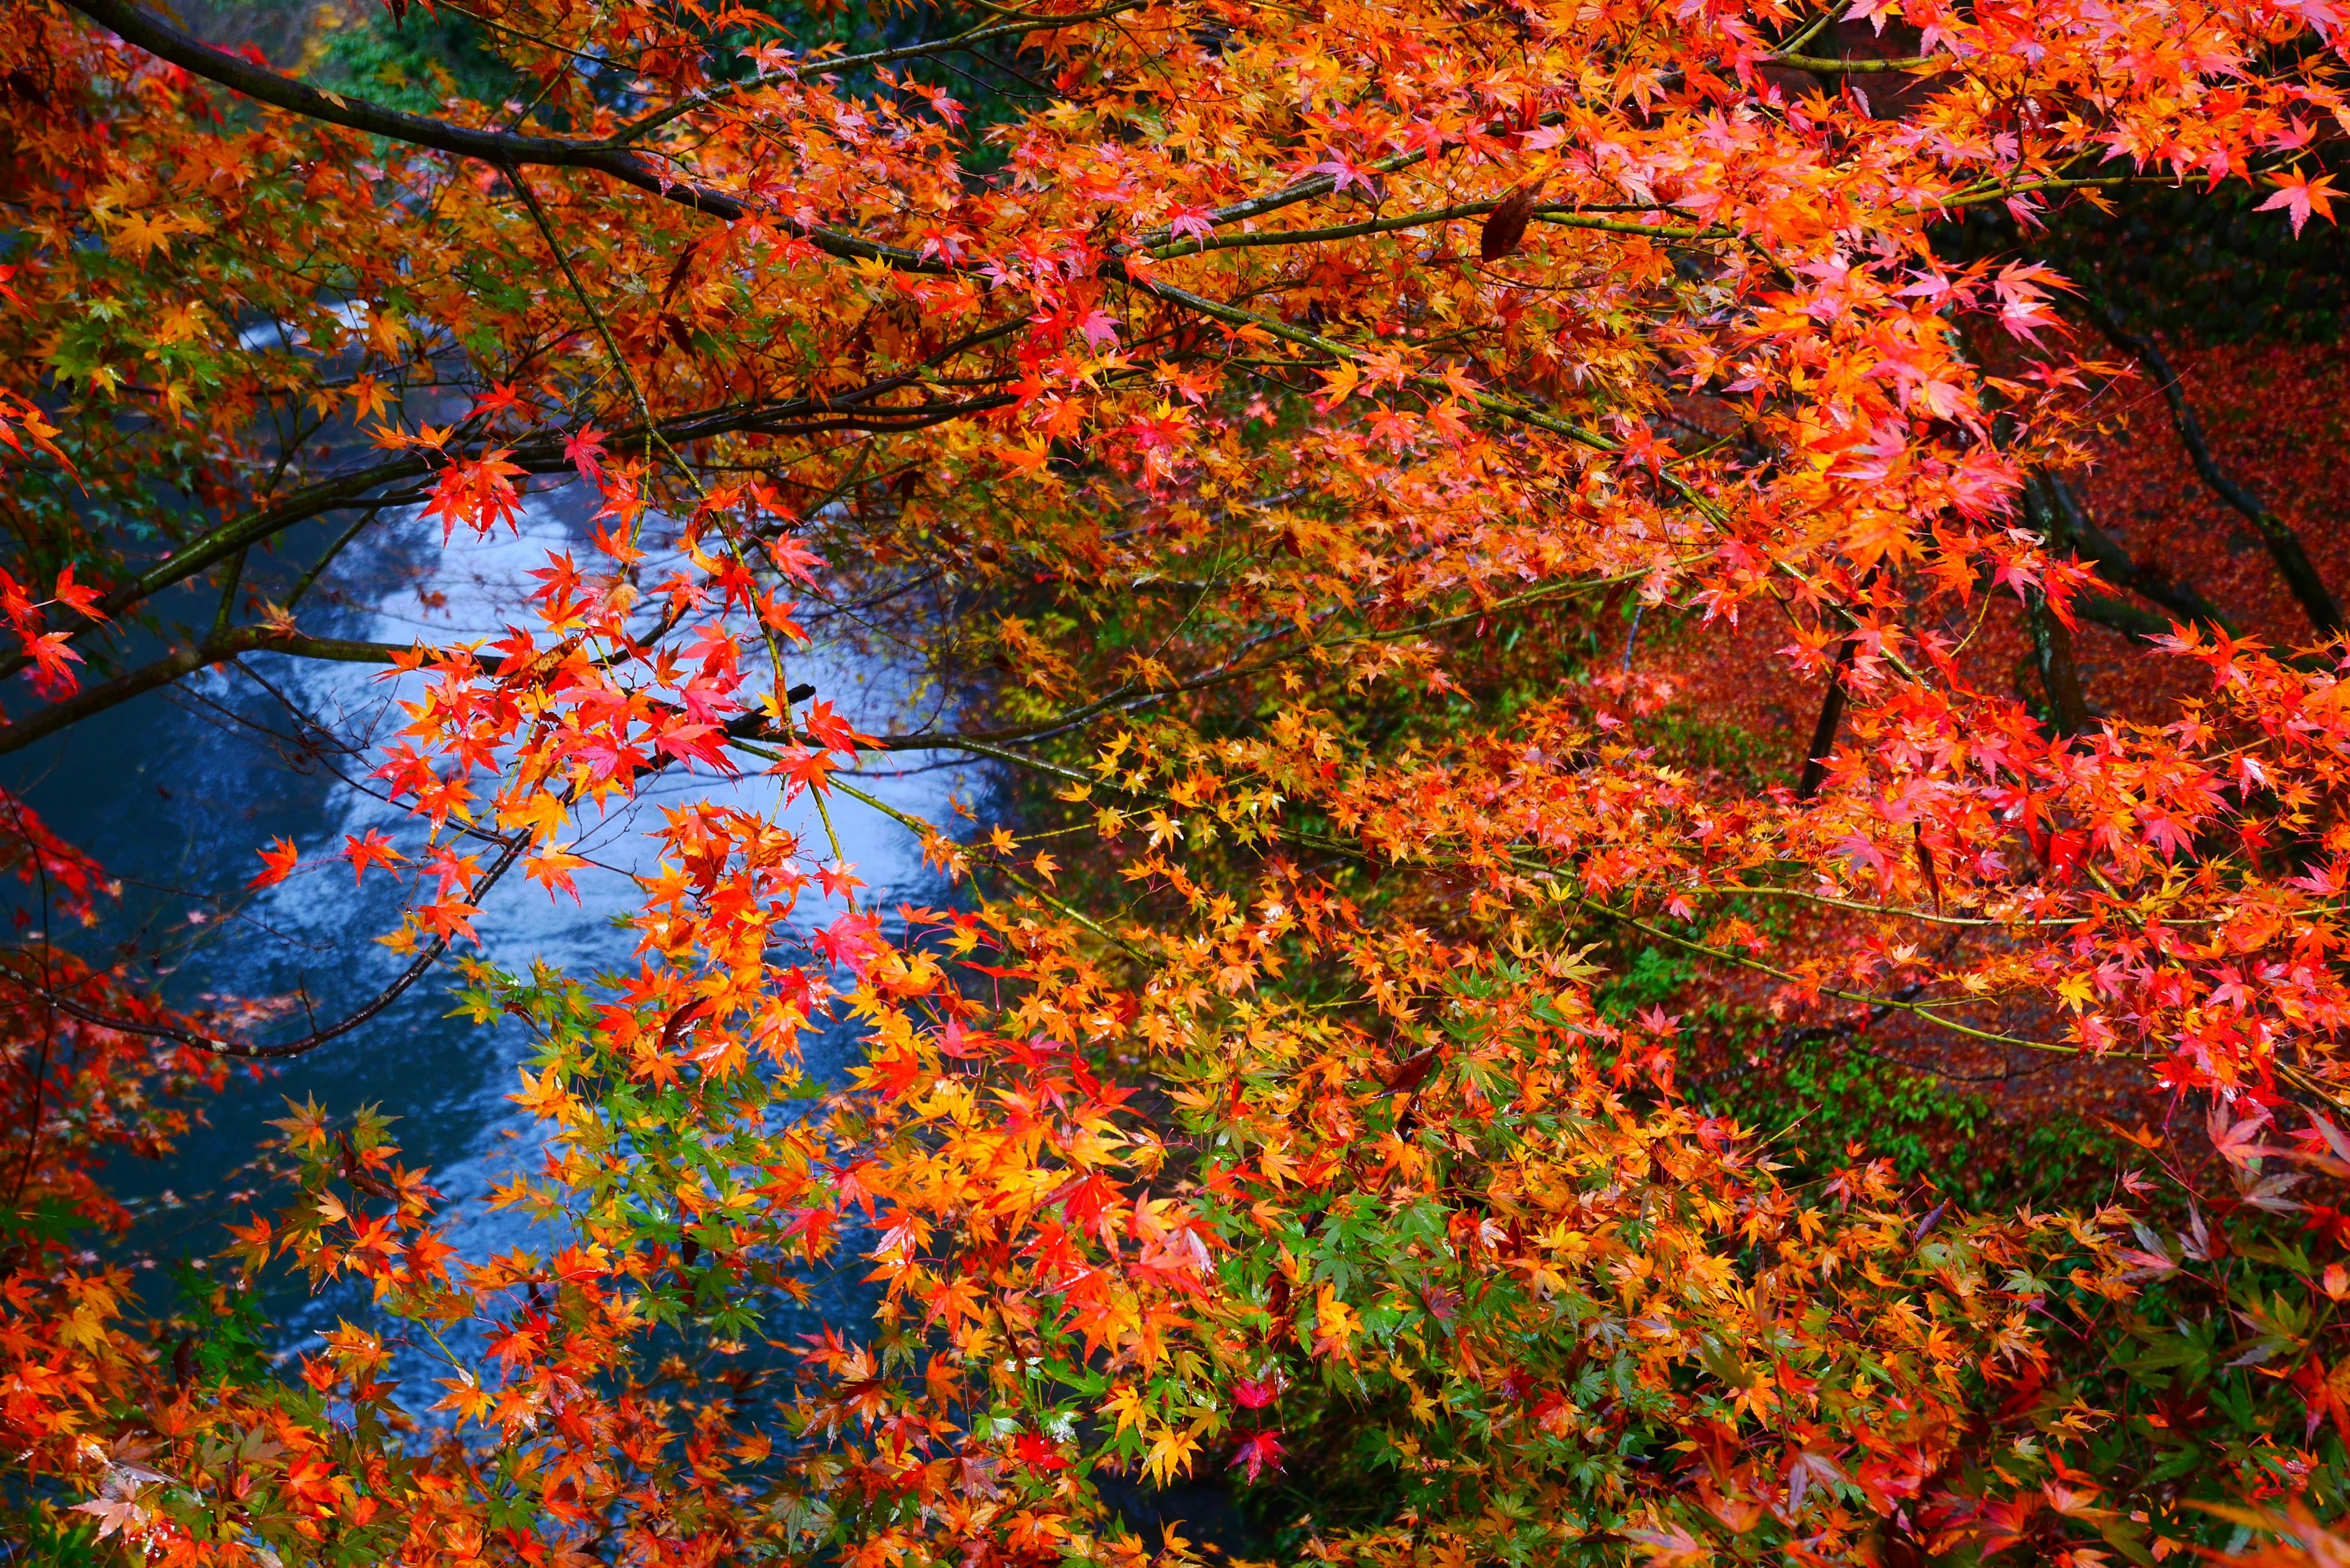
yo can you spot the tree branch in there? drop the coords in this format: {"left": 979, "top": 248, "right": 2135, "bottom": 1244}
{"left": 60, "top": 0, "right": 978, "bottom": 275}
{"left": 2025, "top": 589, "right": 2091, "bottom": 736}
{"left": 2022, "top": 471, "right": 2237, "bottom": 638}
{"left": 604, "top": 2, "right": 1152, "bottom": 145}
{"left": 1770, "top": 51, "right": 1943, "bottom": 73}
{"left": 0, "top": 626, "right": 410, "bottom": 759}
{"left": 2078, "top": 296, "right": 2343, "bottom": 635}
{"left": 0, "top": 352, "right": 1027, "bottom": 685}
{"left": 1149, "top": 200, "right": 1710, "bottom": 259}
{"left": 30, "top": 829, "right": 528, "bottom": 1059}
{"left": 59, "top": 0, "right": 747, "bottom": 218}
{"left": 1796, "top": 632, "right": 1856, "bottom": 799}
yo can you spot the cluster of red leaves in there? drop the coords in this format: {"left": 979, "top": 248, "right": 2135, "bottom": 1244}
{"left": 0, "top": 562, "right": 103, "bottom": 700}
{"left": 0, "top": 791, "right": 235, "bottom": 1515}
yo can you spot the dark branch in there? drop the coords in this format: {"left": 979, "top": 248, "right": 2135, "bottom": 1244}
{"left": 2023, "top": 472, "right": 2237, "bottom": 639}
{"left": 0, "top": 626, "right": 408, "bottom": 759}
{"left": 1796, "top": 631, "right": 1855, "bottom": 801}
{"left": 2024, "top": 591, "right": 2090, "bottom": 736}
{"left": 34, "top": 831, "right": 528, "bottom": 1059}
{"left": 0, "top": 365, "right": 1024, "bottom": 685}
{"left": 65, "top": 0, "right": 966, "bottom": 274}
{"left": 2079, "top": 296, "right": 2343, "bottom": 635}
{"left": 59, "top": 0, "right": 747, "bottom": 218}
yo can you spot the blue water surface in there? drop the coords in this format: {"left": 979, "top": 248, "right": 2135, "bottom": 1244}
{"left": 2, "top": 487, "right": 982, "bottom": 1345}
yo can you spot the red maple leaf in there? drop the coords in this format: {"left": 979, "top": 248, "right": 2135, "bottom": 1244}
{"left": 1230, "top": 1429, "right": 1283, "bottom": 1483}
{"left": 420, "top": 449, "right": 526, "bottom": 540}
{"left": 766, "top": 536, "right": 822, "bottom": 587}
{"left": 24, "top": 631, "right": 81, "bottom": 698}
{"left": 803, "top": 698, "right": 877, "bottom": 755}
{"left": 247, "top": 836, "right": 299, "bottom": 890}
{"left": 1232, "top": 1376, "right": 1279, "bottom": 1409}
{"left": 50, "top": 566, "right": 103, "bottom": 621}
{"left": 1012, "top": 1432, "right": 1068, "bottom": 1473}
{"left": 343, "top": 829, "right": 408, "bottom": 884}
{"left": 563, "top": 425, "right": 607, "bottom": 483}
{"left": 2259, "top": 168, "right": 2340, "bottom": 237}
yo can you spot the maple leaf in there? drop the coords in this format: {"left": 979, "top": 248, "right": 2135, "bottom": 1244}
{"left": 589, "top": 516, "right": 644, "bottom": 564}
{"left": 1229, "top": 1428, "right": 1283, "bottom": 1483}
{"left": 997, "top": 438, "right": 1053, "bottom": 477}
{"left": 72, "top": 1491, "right": 149, "bottom": 1541}
{"left": 348, "top": 372, "right": 392, "bottom": 424}
{"left": 414, "top": 897, "right": 481, "bottom": 944}
{"left": 564, "top": 425, "right": 607, "bottom": 483}
{"left": 654, "top": 719, "right": 734, "bottom": 773}
{"left": 50, "top": 566, "right": 103, "bottom": 621}
{"left": 1143, "top": 1427, "right": 1201, "bottom": 1486}
{"left": 774, "top": 744, "right": 837, "bottom": 796}
{"left": 469, "top": 381, "right": 524, "bottom": 421}
{"left": 1165, "top": 203, "right": 1216, "bottom": 244}
{"left": 524, "top": 846, "right": 591, "bottom": 902}
{"left": 809, "top": 910, "right": 886, "bottom": 974}
{"left": 1625, "top": 1518, "right": 1709, "bottom": 1566}
{"left": 342, "top": 829, "right": 407, "bottom": 884}
{"left": 1076, "top": 307, "right": 1121, "bottom": 353}
{"left": 247, "top": 836, "right": 299, "bottom": 890}
{"left": 803, "top": 698, "right": 877, "bottom": 755}
{"left": 1316, "top": 357, "right": 1362, "bottom": 410}
{"left": 1232, "top": 1376, "right": 1279, "bottom": 1409}
{"left": 1480, "top": 181, "right": 1542, "bottom": 262}
{"left": 419, "top": 449, "right": 528, "bottom": 540}
{"left": 2208, "top": 1105, "right": 2288, "bottom": 1168}
{"left": 763, "top": 536, "right": 822, "bottom": 588}
{"left": 2259, "top": 169, "right": 2340, "bottom": 237}
{"left": 1012, "top": 1432, "right": 1068, "bottom": 1472}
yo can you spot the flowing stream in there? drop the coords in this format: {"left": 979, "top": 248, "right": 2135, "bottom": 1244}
{"left": 2, "top": 485, "right": 978, "bottom": 1338}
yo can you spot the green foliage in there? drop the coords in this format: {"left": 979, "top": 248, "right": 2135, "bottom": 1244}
{"left": 1598, "top": 943, "right": 1697, "bottom": 1020}
{"left": 1714, "top": 1031, "right": 2122, "bottom": 1206}
{"left": 0, "top": 1511, "right": 108, "bottom": 1568}
{"left": 0, "top": 1197, "right": 92, "bottom": 1250}
{"left": 314, "top": 7, "right": 517, "bottom": 116}
{"left": 163, "top": 1258, "right": 277, "bottom": 1395}
{"left": 2024, "top": 1193, "right": 2350, "bottom": 1554}
{"left": 1595, "top": 942, "right": 2120, "bottom": 1208}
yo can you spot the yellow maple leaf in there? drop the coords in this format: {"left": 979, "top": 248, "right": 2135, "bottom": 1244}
{"left": 1143, "top": 1427, "right": 1200, "bottom": 1485}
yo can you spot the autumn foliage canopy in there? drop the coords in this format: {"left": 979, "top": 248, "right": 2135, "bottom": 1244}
{"left": 7, "top": 0, "right": 2350, "bottom": 1564}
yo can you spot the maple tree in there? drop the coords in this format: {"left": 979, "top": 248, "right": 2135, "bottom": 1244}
{"left": 4, "top": 0, "right": 2350, "bottom": 1564}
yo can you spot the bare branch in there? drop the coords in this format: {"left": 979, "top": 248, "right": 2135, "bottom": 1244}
{"left": 59, "top": 0, "right": 746, "bottom": 218}
{"left": 29, "top": 831, "right": 528, "bottom": 1060}
{"left": 2079, "top": 296, "right": 2344, "bottom": 635}
{"left": 0, "top": 626, "right": 409, "bottom": 760}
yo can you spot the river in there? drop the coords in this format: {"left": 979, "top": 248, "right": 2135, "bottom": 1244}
{"left": 2, "top": 483, "right": 980, "bottom": 1340}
